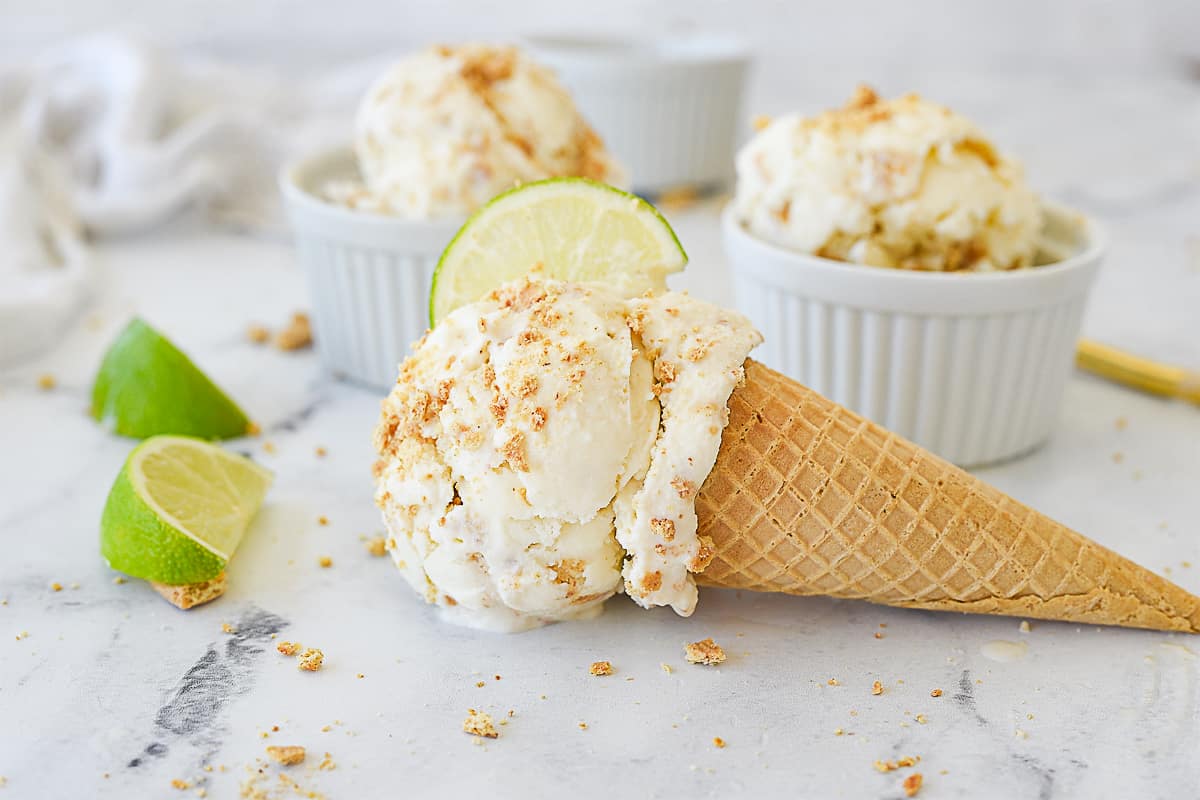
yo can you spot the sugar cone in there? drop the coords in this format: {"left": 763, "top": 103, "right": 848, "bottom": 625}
{"left": 695, "top": 360, "right": 1200, "bottom": 632}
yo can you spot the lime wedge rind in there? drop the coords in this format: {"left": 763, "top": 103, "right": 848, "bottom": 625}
{"left": 429, "top": 178, "right": 688, "bottom": 326}
{"left": 91, "top": 318, "right": 252, "bottom": 441}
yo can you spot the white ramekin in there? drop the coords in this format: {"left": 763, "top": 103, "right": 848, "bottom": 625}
{"left": 528, "top": 35, "right": 749, "bottom": 195}
{"left": 280, "top": 148, "right": 464, "bottom": 390}
{"left": 722, "top": 206, "right": 1106, "bottom": 467}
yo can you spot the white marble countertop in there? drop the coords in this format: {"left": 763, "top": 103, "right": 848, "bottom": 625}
{"left": 3, "top": 75, "right": 1200, "bottom": 799}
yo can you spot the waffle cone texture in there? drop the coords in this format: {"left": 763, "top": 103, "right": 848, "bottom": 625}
{"left": 695, "top": 360, "right": 1200, "bottom": 632}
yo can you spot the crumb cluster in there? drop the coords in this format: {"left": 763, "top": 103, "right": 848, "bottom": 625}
{"left": 589, "top": 661, "right": 614, "bottom": 677}
{"left": 684, "top": 638, "right": 726, "bottom": 665}
{"left": 265, "top": 745, "right": 306, "bottom": 766}
{"left": 463, "top": 709, "right": 498, "bottom": 739}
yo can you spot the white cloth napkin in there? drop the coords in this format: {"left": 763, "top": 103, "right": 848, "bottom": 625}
{"left": 0, "top": 33, "right": 381, "bottom": 364}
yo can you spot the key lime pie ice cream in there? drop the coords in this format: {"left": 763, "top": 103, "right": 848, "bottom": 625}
{"left": 373, "top": 278, "right": 760, "bottom": 631}
{"left": 330, "top": 44, "right": 625, "bottom": 218}
{"left": 733, "top": 85, "right": 1042, "bottom": 272}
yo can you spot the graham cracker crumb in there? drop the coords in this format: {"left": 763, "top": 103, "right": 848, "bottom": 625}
{"left": 1115, "top": 416, "right": 1128, "bottom": 430}
{"left": 650, "top": 518, "right": 676, "bottom": 541}
{"left": 712, "top": 737, "right": 726, "bottom": 749}
{"left": 670, "top": 477, "right": 697, "bottom": 499}
{"left": 51, "top": 582, "right": 62, "bottom": 592}
{"left": 113, "top": 576, "right": 127, "bottom": 584}
{"left": 661, "top": 663, "right": 673, "bottom": 674}
{"left": 1112, "top": 451, "right": 1125, "bottom": 464}
{"left": 318, "top": 753, "right": 335, "bottom": 771}
{"left": 589, "top": 661, "right": 614, "bottom": 677}
{"left": 265, "top": 745, "right": 305, "bottom": 766}
{"left": 872, "top": 681, "right": 884, "bottom": 696}
{"left": 317, "top": 556, "right": 332, "bottom": 568}
{"left": 366, "top": 536, "right": 387, "bottom": 557}
{"left": 1019, "top": 620, "right": 1031, "bottom": 633}
{"left": 245, "top": 421, "right": 261, "bottom": 436}
{"left": 903, "top": 773, "right": 924, "bottom": 797}
{"left": 874, "top": 631, "right": 885, "bottom": 639}
{"left": 277, "top": 641, "right": 301, "bottom": 656}
{"left": 171, "top": 779, "right": 190, "bottom": 790}
{"left": 274, "top": 312, "right": 312, "bottom": 351}
{"left": 246, "top": 324, "right": 270, "bottom": 344}
{"left": 828, "top": 678, "right": 840, "bottom": 686}
{"left": 834, "top": 728, "right": 845, "bottom": 736}
{"left": 151, "top": 573, "right": 226, "bottom": 610}
{"left": 640, "top": 571, "right": 663, "bottom": 592}
{"left": 463, "top": 709, "right": 498, "bottom": 738}
{"left": 298, "top": 648, "right": 324, "bottom": 672}
{"left": 221, "top": 623, "right": 235, "bottom": 634}
{"left": 752, "top": 114, "right": 772, "bottom": 131}
{"left": 657, "top": 185, "right": 701, "bottom": 212}
{"left": 501, "top": 431, "right": 529, "bottom": 471}
{"left": 685, "top": 638, "right": 726, "bottom": 666}
{"left": 915, "top": 714, "right": 928, "bottom": 724}
{"left": 577, "top": 722, "right": 588, "bottom": 731}
{"left": 37, "top": 374, "right": 56, "bottom": 390}
{"left": 315, "top": 447, "right": 327, "bottom": 458}
{"left": 930, "top": 688, "right": 943, "bottom": 697}
{"left": 317, "top": 516, "right": 329, "bottom": 526}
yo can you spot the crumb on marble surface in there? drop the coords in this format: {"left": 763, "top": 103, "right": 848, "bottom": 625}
{"left": 712, "top": 737, "right": 726, "bottom": 748}
{"left": 171, "top": 778, "right": 190, "bottom": 790}
{"left": 266, "top": 745, "right": 305, "bottom": 766}
{"left": 50, "top": 582, "right": 62, "bottom": 592}
{"left": 463, "top": 709, "right": 498, "bottom": 739}
{"left": 317, "top": 516, "right": 329, "bottom": 526}
{"left": 221, "top": 623, "right": 235, "bottom": 634}
{"left": 930, "top": 688, "right": 943, "bottom": 697}
{"left": 872, "top": 681, "right": 884, "bottom": 696}
{"left": 277, "top": 641, "right": 301, "bottom": 656}
{"left": 903, "top": 773, "right": 923, "bottom": 797}
{"left": 298, "top": 648, "right": 325, "bottom": 671}
{"left": 318, "top": 556, "right": 332, "bottom": 568}
{"left": 37, "top": 373, "right": 56, "bottom": 390}
{"left": 365, "top": 536, "right": 388, "bottom": 557}
{"left": 151, "top": 573, "right": 226, "bottom": 610}
{"left": 274, "top": 312, "right": 312, "bottom": 351}
{"left": 246, "top": 324, "right": 270, "bottom": 344}
{"left": 315, "top": 446, "right": 327, "bottom": 458}
{"left": 589, "top": 661, "right": 614, "bottom": 676}
{"left": 685, "top": 638, "right": 726, "bottom": 665}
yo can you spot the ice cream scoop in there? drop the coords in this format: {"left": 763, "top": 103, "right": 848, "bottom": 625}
{"left": 733, "top": 85, "right": 1041, "bottom": 272}
{"left": 344, "top": 44, "right": 624, "bottom": 219}
{"left": 372, "top": 278, "right": 761, "bottom": 631}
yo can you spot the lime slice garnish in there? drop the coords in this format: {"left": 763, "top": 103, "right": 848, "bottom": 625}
{"left": 91, "top": 318, "right": 252, "bottom": 440}
{"left": 100, "top": 435, "right": 273, "bottom": 585}
{"left": 429, "top": 178, "right": 687, "bottom": 325}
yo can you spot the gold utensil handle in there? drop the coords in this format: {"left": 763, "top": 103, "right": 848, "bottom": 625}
{"left": 1076, "top": 339, "right": 1200, "bottom": 405}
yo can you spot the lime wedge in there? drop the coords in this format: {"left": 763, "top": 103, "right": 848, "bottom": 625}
{"left": 100, "top": 435, "right": 273, "bottom": 585}
{"left": 430, "top": 178, "right": 687, "bottom": 325}
{"left": 91, "top": 318, "right": 252, "bottom": 440}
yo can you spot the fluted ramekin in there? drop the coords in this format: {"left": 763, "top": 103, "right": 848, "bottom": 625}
{"left": 722, "top": 206, "right": 1106, "bottom": 467}
{"left": 529, "top": 35, "right": 749, "bottom": 195}
{"left": 280, "top": 147, "right": 464, "bottom": 390}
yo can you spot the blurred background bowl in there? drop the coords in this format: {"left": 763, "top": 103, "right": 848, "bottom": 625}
{"left": 280, "top": 147, "right": 464, "bottom": 391}
{"left": 723, "top": 205, "right": 1106, "bottom": 467}
{"left": 529, "top": 34, "right": 750, "bottom": 196}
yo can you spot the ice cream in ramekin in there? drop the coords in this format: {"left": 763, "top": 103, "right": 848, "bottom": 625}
{"left": 724, "top": 85, "right": 1104, "bottom": 466}
{"left": 281, "top": 44, "right": 625, "bottom": 389}
{"left": 734, "top": 85, "right": 1041, "bottom": 273}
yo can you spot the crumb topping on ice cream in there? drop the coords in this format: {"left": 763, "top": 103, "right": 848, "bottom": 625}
{"left": 733, "top": 85, "right": 1042, "bottom": 272}
{"left": 333, "top": 44, "right": 624, "bottom": 219}
{"left": 372, "top": 278, "right": 760, "bottom": 631}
